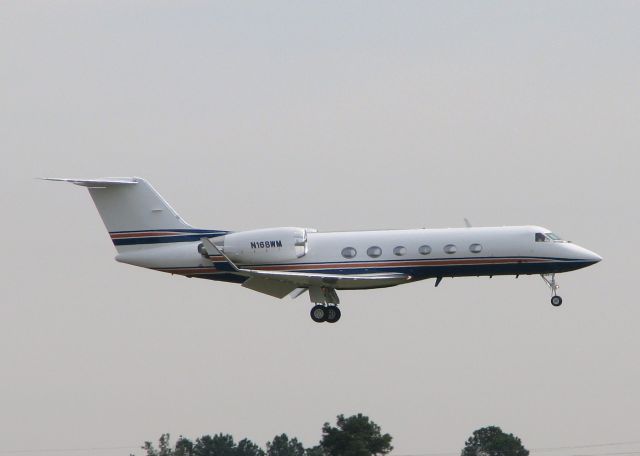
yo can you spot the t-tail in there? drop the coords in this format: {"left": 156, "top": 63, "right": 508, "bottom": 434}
{"left": 42, "top": 177, "right": 226, "bottom": 252}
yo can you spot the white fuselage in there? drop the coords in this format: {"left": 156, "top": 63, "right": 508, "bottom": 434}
{"left": 47, "top": 177, "right": 603, "bottom": 319}
{"left": 116, "top": 225, "right": 601, "bottom": 288}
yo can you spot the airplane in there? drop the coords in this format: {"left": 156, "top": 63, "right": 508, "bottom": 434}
{"left": 44, "top": 177, "right": 602, "bottom": 323}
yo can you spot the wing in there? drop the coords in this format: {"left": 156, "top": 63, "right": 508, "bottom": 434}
{"left": 241, "top": 269, "right": 411, "bottom": 298}
{"left": 199, "top": 238, "right": 411, "bottom": 299}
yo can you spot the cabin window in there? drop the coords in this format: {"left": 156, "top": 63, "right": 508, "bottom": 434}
{"left": 393, "top": 246, "right": 407, "bottom": 256}
{"left": 418, "top": 245, "right": 432, "bottom": 255}
{"left": 367, "top": 246, "right": 382, "bottom": 258}
{"left": 444, "top": 244, "right": 457, "bottom": 254}
{"left": 469, "top": 243, "right": 482, "bottom": 253}
{"left": 341, "top": 247, "right": 357, "bottom": 259}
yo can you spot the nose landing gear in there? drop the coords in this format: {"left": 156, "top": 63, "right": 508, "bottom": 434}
{"left": 550, "top": 295, "right": 563, "bottom": 307}
{"left": 541, "top": 273, "right": 563, "bottom": 306}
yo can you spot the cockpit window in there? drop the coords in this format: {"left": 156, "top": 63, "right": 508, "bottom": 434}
{"left": 535, "top": 232, "right": 563, "bottom": 242}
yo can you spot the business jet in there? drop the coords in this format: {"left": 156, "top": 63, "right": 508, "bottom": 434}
{"left": 44, "top": 177, "right": 601, "bottom": 323}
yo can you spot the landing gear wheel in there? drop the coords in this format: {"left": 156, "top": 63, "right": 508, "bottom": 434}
{"left": 310, "top": 305, "right": 327, "bottom": 323}
{"left": 551, "top": 295, "right": 563, "bottom": 307}
{"left": 325, "top": 306, "right": 341, "bottom": 323}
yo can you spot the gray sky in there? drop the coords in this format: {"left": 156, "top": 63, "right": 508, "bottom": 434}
{"left": 1, "top": 1, "right": 639, "bottom": 455}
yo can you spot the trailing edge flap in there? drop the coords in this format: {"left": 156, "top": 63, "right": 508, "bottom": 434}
{"left": 288, "top": 288, "right": 308, "bottom": 299}
{"left": 242, "top": 277, "right": 300, "bottom": 299}
{"left": 240, "top": 269, "right": 411, "bottom": 288}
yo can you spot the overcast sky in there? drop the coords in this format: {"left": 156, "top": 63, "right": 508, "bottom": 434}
{"left": 1, "top": 1, "right": 639, "bottom": 455}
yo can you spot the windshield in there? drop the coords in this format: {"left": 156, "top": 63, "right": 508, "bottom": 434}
{"left": 535, "top": 232, "right": 564, "bottom": 242}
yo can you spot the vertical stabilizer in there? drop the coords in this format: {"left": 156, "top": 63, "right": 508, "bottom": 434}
{"left": 43, "top": 177, "right": 226, "bottom": 251}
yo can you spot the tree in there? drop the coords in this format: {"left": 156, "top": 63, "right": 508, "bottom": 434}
{"left": 194, "top": 434, "right": 236, "bottom": 456}
{"left": 267, "top": 434, "right": 306, "bottom": 456}
{"left": 135, "top": 412, "right": 394, "bottom": 456}
{"left": 140, "top": 434, "right": 175, "bottom": 456}
{"left": 304, "top": 447, "right": 324, "bottom": 456}
{"left": 194, "top": 434, "right": 262, "bottom": 456}
{"left": 461, "top": 426, "right": 529, "bottom": 456}
{"left": 175, "top": 437, "right": 195, "bottom": 456}
{"left": 320, "top": 414, "right": 393, "bottom": 456}
{"left": 237, "top": 438, "right": 265, "bottom": 456}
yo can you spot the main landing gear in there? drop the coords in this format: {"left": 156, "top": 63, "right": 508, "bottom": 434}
{"left": 310, "top": 304, "right": 341, "bottom": 323}
{"left": 541, "top": 273, "right": 563, "bottom": 307}
{"left": 308, "top": 286, "right": 341, "bottom": 323}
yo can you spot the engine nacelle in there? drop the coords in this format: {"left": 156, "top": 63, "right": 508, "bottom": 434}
{"left": 215, "top": 227, "right": 312, "bottom": 264}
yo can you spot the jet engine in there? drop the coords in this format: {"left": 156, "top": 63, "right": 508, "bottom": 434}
{"left": 206, "top": 227, "right": 313, "bottom": 264}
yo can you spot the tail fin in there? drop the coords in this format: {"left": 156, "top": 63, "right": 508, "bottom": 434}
{"left": 44, "top": 177, "right": 226, "bottom": 251}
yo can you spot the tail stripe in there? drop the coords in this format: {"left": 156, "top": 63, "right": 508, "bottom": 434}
{"left": 109, "top": 228, "right": 223, "bottom": 234}
{"left": 110, "top": 230, "right": 227, "bottom": 246}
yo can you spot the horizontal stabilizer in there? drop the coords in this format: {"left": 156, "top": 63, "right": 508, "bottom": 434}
{"left": 41, "top": 177, "right": 138, "bottom": 188}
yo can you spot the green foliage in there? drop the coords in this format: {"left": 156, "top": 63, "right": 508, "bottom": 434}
{"left": 175, "top": 437, "right": 195, "bottom": 456}
{"left": 135, "top": 413, "right": 393, "bottom": 456}
{"left": 194, "top": 434, "right": 237, "bottom": 456}
{"left": 237, "top": 438, "right": 266, "bottom": 456}
{"left": 193, "top": 434, "right": 266, "bottom": 456}
{"left": 141, "top": 434, "right": 184, "bottom": 456}
{"left": 303, "top": 446, "right": 324, "bottom": 456}
{"left": 139, "top": 433, "right": 264, "bottom": 456}
{"left": 267, "top": 434, "right": 306, "bottom": 456}
{"left": 320, "top": 414, "right": 393, "bottom": 456}
{"left": 461, "top": 426, "right": 529, "bottom": 456}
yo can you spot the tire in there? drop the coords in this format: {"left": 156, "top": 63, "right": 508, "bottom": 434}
{"left": 325, "top": 306, "right": 341, "bottom": 323}
{"left": 310, "top": 305, "right": 327, "bottom": 323}
{"left": 551, "top": 295, "right": 563, "bottom": 307}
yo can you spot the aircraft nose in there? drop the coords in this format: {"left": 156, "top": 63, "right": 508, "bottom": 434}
{"left": 565, "top": 243, "right": 602, "bottom": 265}
{"left": 577, "top": 246, "right": 602, "bottom": 264}
{"left": 586, "top": 250, "right": 602, "bottom": 263}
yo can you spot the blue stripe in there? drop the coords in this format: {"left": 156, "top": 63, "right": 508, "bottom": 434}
{"left": 112, "top": 230, "right": 227, "bottom": 246}
{"left": 159, "top": 259, "right": 597, "bottom": 285}
{"left": 240, "top": 255, "right": 583, "bottom": 268}
{"left": 110, "top": 228, "right": 227, "bottom": 234}
{"left": 286, "top": 260, "right": 594, "bottom": 278}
